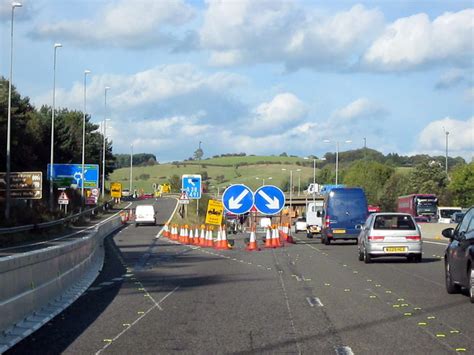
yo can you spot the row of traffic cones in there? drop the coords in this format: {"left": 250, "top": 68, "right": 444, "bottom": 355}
{"left": 162, "top": 223, "right": 232, "bottom": 250}
{"left": 245, "top": 224, "right": 295, "bottom": 251}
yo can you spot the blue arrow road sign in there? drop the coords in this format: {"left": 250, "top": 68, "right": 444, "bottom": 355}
{"left": 254, "top": 185, "right": 285, "bottom": 215}
{"left": 182, "top": 174, "right": 202, "bottom": 199}
{"left": 222, "top": 184, "right": 254, "bottom": 214}
{"left": 47, "top": 164, "right": 99, "bottom": 188}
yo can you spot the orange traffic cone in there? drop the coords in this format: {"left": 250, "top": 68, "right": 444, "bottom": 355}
{"left": 246, "top": 226, "right": 260, "bottom": 251}
{"left": 183, "top": 225, "right": 190, "bottom": 244}
{"left": 189, "top": 227, "right": 194, "bottom": 244}
{"left": 163, "top": 223, "right": 170, "bottom": 238}
{"left": 217, "top": 225, "right": 231, "bottom": 250}
{"left": 194, "top": 226, "right": 200, "bottom": 244}
{"left": 286, "top": 223, "right": 295, "bottom": 244}
{"left": 199, "top": 225, "right": 207, "bottom": 246}
{"left": 206, "top": 227, "right": 214, "bottom": 248}
{"left": 272, "top": 225, "right": 282, "bottom": 248}
{"left": 264, "top": 226, "right": 273, "bottom": 248}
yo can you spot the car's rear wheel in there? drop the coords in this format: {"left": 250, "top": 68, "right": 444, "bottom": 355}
{"left": 358, "top": 246, "right": 364, "bottom": 261}
{"left": 414, "top": 254, "right": 422, "bottom": 263}
{"left": 469, "top": 267, "right": 474, "bottom": 303}
{"left": 364, "top": 248, "right": 372, "bottom": 264}
{"left": 135, "top": 223, "right": 139, "bottom": 228}
{"left": 307, "top": 232, "right": 313, "bottom": 239}
{"left": 445, "top": 261, "right": 460, "bottom": 294}
{"left": 324, "top": 236, "right": 331, "bottom": 245}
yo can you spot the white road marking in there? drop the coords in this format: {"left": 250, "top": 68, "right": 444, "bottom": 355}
{"left": 306, "top": 297, "right": 324, "bottom": 307}
{"left": 423, "top": 241, "right": 448, "bottom": 246}
{"left": 95, "top": 286, "right": 179, "bottom": 354}
{"left": 335, "top": 346, "right": 354, "bottom": 355}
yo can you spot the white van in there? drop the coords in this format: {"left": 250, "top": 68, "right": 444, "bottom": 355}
{"left": 306, "top": 199, "right": 324, "bottom": 238}
{"left": 437, "top": 207, "right": 462, "bottom": 224}
{"left": 135, "top": 204, "right": 156, "bottom": 226}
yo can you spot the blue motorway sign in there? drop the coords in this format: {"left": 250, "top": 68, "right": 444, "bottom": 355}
{"left": 182, "top": 174, "right": 202, "bottom": 199}
{"left": 254, "top": 185, "right": 285, "bottom": 215}
{"left": 222, "top": 184, "right": 254, "bottom": 214}
{"left": 47, "top": 164, "right": 99, "bottom": 189}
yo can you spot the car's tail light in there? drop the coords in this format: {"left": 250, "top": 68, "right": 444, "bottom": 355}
{"left": 405, "top": 236, "right": 421, "bottom": 241}
{"left": 325, "top": 216, "right": 331, "bottom": 228}
{"left": 368, "top": 236, "right": 384, "bottom": 241}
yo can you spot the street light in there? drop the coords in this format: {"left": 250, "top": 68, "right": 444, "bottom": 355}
{"left": 5, "top": 1, "right": 22, "bottom": 220}
{"left": 256, "top": 176, "right": 272, "bottom": 186}
{"left": 49, "top": 43, "right": 62, "bottom": 211}
{"left": 443, "top": 128, "right": 449, "bottom": 177}
{"left": 323, "top": 139, "right": 352, "bottom": 185}
{"left": 130, "top": 144, "right": 133, "bottom": 194}
{"left": 101, "top": 86, "right": 110, "bottom": 199}
{"left": 81, "top": 69, "right": 91, "bottom": 203}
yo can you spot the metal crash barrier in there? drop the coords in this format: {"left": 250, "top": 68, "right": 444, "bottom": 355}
{"left": 0, "top": 216, "right": 122, "bottom": 352}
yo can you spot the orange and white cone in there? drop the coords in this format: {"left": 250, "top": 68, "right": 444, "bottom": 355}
{"left": 189, "top": 227, "right": 194, "bottom": 244}
{"left": 172, "top": 225, "right": 179, "bottom": 241}
{"left": 199, "top": 225, "right": 207, "bottom": 246}
{"left": 206, "top": 227, "right": 214, "bottom": 248}
{"left": 163, "top": 223, "right": 170, "bottom": 238}
{"left": 214, "top": 227, "right": 222, "bottom": 249}
{"left": 286, "top": 223, "right": 295, "bottom": 244}
{"left": 184, "top": 225, "right": 190, "bottom": 244}
{"left": 265, "top": 226, "right": 273, "bottom": 248}
{"left": 194, "top": 226, "right": 200, "bottom": 244}
{"left": 217, "top": 225, "right": 231, "bottom": 250}
{"left": 272, "top": 225, "right": 282, "bottom": 248}
{"left": 246, "top": 226, "right": 259, "bottom": 251}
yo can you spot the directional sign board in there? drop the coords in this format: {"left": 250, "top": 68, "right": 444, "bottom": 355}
{"left": 47, "top": 164, "right": 99, "bottom": 189}
{"left": 182, "top": 174, "right": 201, "bottom": 199}
{"left": 0, "top": 172, "right": 42, "bottom": 199}
{"left": 222, "top": 184, "right": 254, "bottom": 214}
{"left": 254, "top": 185, "right": 285, "bottom": 215}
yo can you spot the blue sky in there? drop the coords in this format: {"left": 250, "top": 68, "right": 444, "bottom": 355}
{"left": 1, "top": 0, "right": 473, "bottom": 162}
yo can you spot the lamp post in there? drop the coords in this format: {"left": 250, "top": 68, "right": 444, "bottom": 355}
{"left": 130, "top": 144, "right": 133, "bottom": 194}
{"left": 256, "top": 176, "right": 272, "bottom": 186}
{"left": 5, "top": 2, "right": 22, "bottom": 220}
{"left": 81, "top": 70, "right": 91, "bottom": 204}
{"left": 49, "top": 43, "right": 62, "bottom": 211}
{"left": 296, "top": 168, "right": 301, "bottom": 196}
{"left": 101, "top": 86, "right": 110, "bottom": 199}
{"left": 324, "top": 139, "right": 351, "bottom": 185}
{"left": 444, "top": 129, "right": 449, "bottom": 177}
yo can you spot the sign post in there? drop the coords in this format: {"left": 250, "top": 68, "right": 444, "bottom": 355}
{"left": 0, "top": 172, "right": 42, "bottom": 199}
{"left": 182, "top": 174, "right": 202, "bottom": 217}
{"left": 110, "top": 182, "right": 122, "bottom": 203}
{"left": 47, "top": 164, "right": 99, "bottom": 189}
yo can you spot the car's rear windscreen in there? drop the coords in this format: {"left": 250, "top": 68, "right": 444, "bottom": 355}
{"left": 374, "top": 215, "right": 416, "bottom": 230}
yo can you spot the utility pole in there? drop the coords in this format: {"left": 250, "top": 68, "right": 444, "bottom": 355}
{"left": 130, "top": 144, "right": 133, "bottom": 193}
{"left": 445, "top": 130, "right": 449, "bottom": 177}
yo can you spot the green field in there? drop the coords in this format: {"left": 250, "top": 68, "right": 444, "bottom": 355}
{"left": 185, "top": 155, "right": 306, "bottom": 166}
{"left": 108, "top": 158, "right": 316, "bottom": 194}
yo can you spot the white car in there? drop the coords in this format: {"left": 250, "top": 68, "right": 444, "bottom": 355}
{"left": 295, "top": 217, "right": 307, "bottom": 233}
{"left": 135, "top": 204, "right": 156, "bottom": 226}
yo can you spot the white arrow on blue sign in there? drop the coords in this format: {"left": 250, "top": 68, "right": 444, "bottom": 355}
{"left": 254, "top": 185, "right": 285, "bottom": 215}
{"left": 222, "top": 184, "right": 254, "bottom": 214}
{"left": 182, "top": 174, "right": 202, "bottom": 199}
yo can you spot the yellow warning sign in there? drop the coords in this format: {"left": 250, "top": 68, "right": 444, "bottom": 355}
{"left": 111, "top": 182, "right": 122, "bottom": 198}
{"left": 205, "top": 199, "right": 224, "bottom": 226}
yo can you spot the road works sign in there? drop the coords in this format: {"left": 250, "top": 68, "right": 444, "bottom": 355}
{"left": 47, "top": 164, "right": 99, "bottom": 189}
{"left": 110, "top": 182, "right": 122, "bottom": 198}
{"left": 182, "top": 174, "right": 202, "bottom": 199}
{"left": 205, "top": 199, "right": 224, "bottom": 225}
{"left": 222, "top": 184, "right": 254, "bottom": 214}
{"left": 0, "top": 172, "right": 42, "bottom": 199}
{"left": 178, "top": 191, "right": 190, "bottom": 204}
{"left": 254, "top": 185, "right": 285, "bottom": 215}
{"left": 58, "top": 191, "right": 69, "bottom": 205}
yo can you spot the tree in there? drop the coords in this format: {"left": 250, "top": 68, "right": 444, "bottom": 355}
{"left": 406, "top": 161, "right": 448, "bottom": 196}
{"left": 343, "top": 161, "right": 394, "bottom": 204}
{"left": 169, "top": 174, "right": 181, "bottom": 192}
{"left": 316, "top": 166, "right": 335, "bottom": 185}
{"left": 448, "top": 163, "right": 474, "bottom": 207}
{"left": 194, "top": 148, "right": 204, "bottom": 160}
{"left": 380, "top": 172, "right": 411, "bottom": 211}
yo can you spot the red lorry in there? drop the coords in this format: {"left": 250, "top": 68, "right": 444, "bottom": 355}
{"left": 397, "top": 194, "right": 438, "bottom": 222}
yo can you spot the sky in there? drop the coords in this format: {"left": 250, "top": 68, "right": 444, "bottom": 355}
{"left": 1, "top": 0, "right": 473, "bottom": 163}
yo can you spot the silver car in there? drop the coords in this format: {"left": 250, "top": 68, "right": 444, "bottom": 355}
{"left": 358, "top": 213, "right": 422, "bottom": 263}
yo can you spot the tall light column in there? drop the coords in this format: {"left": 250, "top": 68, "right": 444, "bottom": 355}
{"left": 445, "top": 129, "right": 449, "bottom": 177}
{"left": 129, "top": 144, "right": 133, "bottom": 193}
{"left": 49, "top": 43, "right": 62, "bottom": 211}
{"left": 5, "top": 2, "right": 22, "bottom": 220}
{"left": 324, "top": 140, "right": 351, "bottom": 185}
{"left": 81, "top": 69, "right": 91, "bottom": 203}
{"left": 101, "top": 86, "right": 110, "bottom": 199}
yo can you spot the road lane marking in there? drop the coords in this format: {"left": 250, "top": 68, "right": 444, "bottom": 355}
{"left": 306, "top": 297, "right": 324, "bottom": 307}
{"left": 424, "top": 241, "right": 448, "bottom": 246}
{"left": 335, "top": 346, "right": 354, "bottom": 355}
{"left": 95, "top": 286, "right": 179, "bottom": 354}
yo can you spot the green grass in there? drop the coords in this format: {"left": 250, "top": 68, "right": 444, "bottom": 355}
{"left": 395, "top": 167, "right": 415, "bottom": 175}
{"left": 108, "top": 160, "right": 316, "bottom": 194}
{"left": 186, "top": 155, "right": 305, "bottom": 166}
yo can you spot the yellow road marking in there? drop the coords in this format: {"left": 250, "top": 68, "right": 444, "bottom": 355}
{"left": 344, "top": 289, "right": 351, "bottom": 292}
{"left": 418, "top": 322, "right": 427, "bottom": 326}
{"left": 137, "top": 311, "right": 145, "bottom": 315}
{"left": 427, "top": 316, "right": 436, "bottom": 320}
{"left": 436, "top": 334, "right": 446, "bottom": 338}
{"left": 450, "top": 330, "right": 460, "bottom": 334}
{"left": 404, "top": 312, "right": 412, "bottom": 316}
{"left": 103, "top": 339, "right": 113, "bottom": 343}
{"left": 369, "top": 295, "right": 377, "bottom": 299}
{"left": 455, "top": 348, "right": 466, "bottom": 352}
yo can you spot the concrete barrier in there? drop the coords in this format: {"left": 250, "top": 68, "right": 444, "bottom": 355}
{"left": 0, "top": 216, "right": 122, "bottom": 352}
{"left": 419, "top": 222, "right": 456, "bottom": 241}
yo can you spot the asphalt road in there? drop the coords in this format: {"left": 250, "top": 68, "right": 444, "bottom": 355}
{"left": 7, "top": 197, "right": 473, "bottom": 354}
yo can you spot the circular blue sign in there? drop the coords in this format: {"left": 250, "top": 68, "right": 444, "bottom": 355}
{"left": 254, "top": 185, "right": 285, "bottom": 215}
{"left": 222, "top": 184, "right": 254, "bottom": 214}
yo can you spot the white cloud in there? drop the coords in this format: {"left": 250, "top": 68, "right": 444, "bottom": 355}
{"left": 333, "top": 98, "right": 387, "bottom": 121}
{"left": 31, "top": 0, "right": 195, "bottom": 48}
{"left": 246, "top": 93, "right": 308, "bottom": 134}
{"left": 363, "top": 9, "right": 474, "bottom": 71}
{"left": 418, "top": 117, "right": 474, "bottom": 158}
{"left": 435, "top": 68, "right": 472, "bottom": 89}
{"left": 200, "top": 1, "right": 384, "bottom": 70}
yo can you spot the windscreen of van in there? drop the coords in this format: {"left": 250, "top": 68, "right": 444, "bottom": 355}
{"left": 328, "top": 190, "right": 367, "bottom": 223}
{"left": 439, "top": 209, "right": 461, "bottom": 219}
